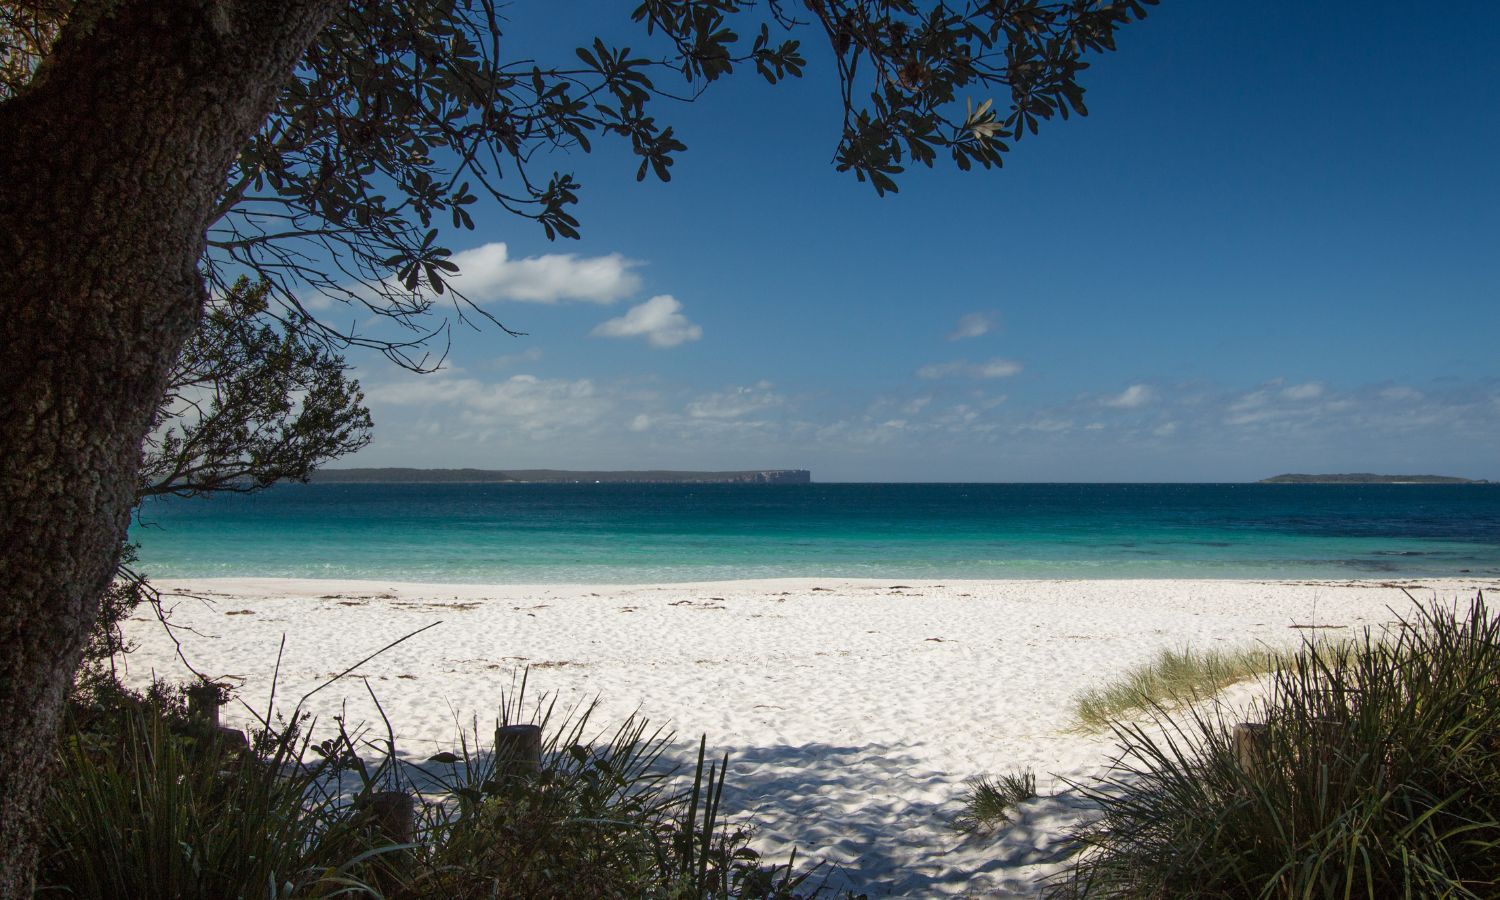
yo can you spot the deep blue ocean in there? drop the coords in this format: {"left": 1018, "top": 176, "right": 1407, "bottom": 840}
{"left": 128, "top": 483, "right": 1500, "bottom": 583}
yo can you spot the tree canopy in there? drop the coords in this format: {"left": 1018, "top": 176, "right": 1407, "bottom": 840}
{"left": 137, "top": 278, "right": 371, "bottom": 501}
{"left": 6, "top": 0, "right": 1155, "bottom": 367}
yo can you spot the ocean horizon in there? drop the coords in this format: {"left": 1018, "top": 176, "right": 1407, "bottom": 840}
{"left": 130, "top": 482, "right": 1500, "bottom": 584}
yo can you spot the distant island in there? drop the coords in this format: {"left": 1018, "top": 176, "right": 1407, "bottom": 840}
{"left": 309, "top": 468, "right": 811, "bottom": 485}
{"left": 1259, "top": 473, "right": 1490, "bottom": 485}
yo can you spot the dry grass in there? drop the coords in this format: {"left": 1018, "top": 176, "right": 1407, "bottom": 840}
{"left": 1073, "top": 645, "right": 1285, "bottom": 731}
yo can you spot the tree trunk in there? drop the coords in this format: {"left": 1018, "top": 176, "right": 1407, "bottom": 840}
{"left": 0, "top": 2, "right": 340, "bottom": 895}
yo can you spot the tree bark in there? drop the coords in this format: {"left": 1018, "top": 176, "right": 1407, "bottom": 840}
{"left": 0, "top": 2, "right": 341, "bottom": 895}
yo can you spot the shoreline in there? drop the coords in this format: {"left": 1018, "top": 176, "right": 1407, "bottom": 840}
{"left": 140, "top": 570, "right": 1494, "bottom": 590}
{"left": 123, "top": 576, "right": 1494, "bottom": 896}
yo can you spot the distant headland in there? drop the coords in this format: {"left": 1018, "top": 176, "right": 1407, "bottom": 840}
{"left": 309, "top": 468, "right": 812, "bottom": 485}
{"left": 1259, "top": 473, "right": 1490, "bottom": 485}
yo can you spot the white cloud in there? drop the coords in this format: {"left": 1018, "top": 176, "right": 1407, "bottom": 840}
{"left": 1224, "top": 381, "right": 1329, "bottom": 427}
{"left": 591, "top": 295, "right": 703, "bottom": 348}
{"left": 1103, "top": 384, "right": 1154, "bottom": 409}
{"left": 1018, "top": 418, "right": 1073, "bottom": 433}
{"left": 948, "top": 311, "right": 998, "bottom": 341}
{"left": 487, "top": 346, "right": 544, "bottom": 369}
{"left": 1153, "top": 421, "right": 1179, "bottom": 437}
{"left": 686, "top": 381, "right": 783, "bottom": 419}
{"left": 629, "top": 414, "right": 653, "bottom": 432}
{"left": 974, "top": 359, "right": 1023, "bottom": 378}
{"left": 368, "top": 373, "right": 611, "bottom": 434}
{"left": 442, "top": 242, "right": 641, "bottom": 304}
{"left": 916, "top": 358, "right": 1023, "bottom": 380}
{"left": 1379, "top": 386, "right": 1423, "bottom": 402}
{"left": 916, "top": 361, "right": 964, "bottom": 379}
{"left": 1281, "top": 381, "right": 1325, "bottom": 401}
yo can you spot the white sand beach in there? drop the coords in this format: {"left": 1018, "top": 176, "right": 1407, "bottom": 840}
{"left": 120, "top": 577, "right": 1494, "bottom": 897}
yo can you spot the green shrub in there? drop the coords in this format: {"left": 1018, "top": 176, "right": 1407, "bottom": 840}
{"left": 40, "top": 670, "right": 837, "bottom": 898}
{"left": 407, "top": 678, "right": 826, "bottom": 898}
{"left": 1056, "top": 595, "right": 1500, "bottom": 899}
{"left": 953, "top": 769, "right": 1038, "bottom": 834}
{"left": 35, "top": 691, "right": 380, "bottom": 899}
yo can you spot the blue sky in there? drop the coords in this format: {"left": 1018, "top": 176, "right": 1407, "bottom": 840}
{"left": 337, "top": 1, "right": 1499, "bottom": 482}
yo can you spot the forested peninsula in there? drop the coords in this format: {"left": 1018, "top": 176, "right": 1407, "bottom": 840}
{"left": 309, "top": 468, "right": 811, "bottom": 484}
{"left": 1259, "top": 474, "right": 1490, "bottom": 484}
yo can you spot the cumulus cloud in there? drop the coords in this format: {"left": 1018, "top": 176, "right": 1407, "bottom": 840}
{"left": 1379, "top": 386, "right": 1423, "bottom": 402}
{"left": 442, "top": 242, "right": 641, "bottom": 304}
{"left": 686, "top": 381, "right": 783, "bottom": 419}
{"left": 1018, "top": 418, "right": 1073, "bottom": 433}
{"left": 1281, "top": 381, "right": 1325, "bottom": 401}
{"left": 1102, "top": 384, "right": 1154, "bottom": 409}
{"left": 916, "top": 361, "right": 964, "bottom": 379}
{"left": 974, "top": 359, "right": 1023, "bottom": 378}
{"left": 591, "top": 295, "right": 703, "bottom": 348}
{"left": 1225, "top": 383, "right": 1321, "bottom": 427}
{"left": 368, "top": 373, "right": 611, "bottom": 435}
{"left": 917, "top": 358, "right": 1023, "bottom": 380}
{"left": 947, "top": 311, "right": 999, "bottom": 341}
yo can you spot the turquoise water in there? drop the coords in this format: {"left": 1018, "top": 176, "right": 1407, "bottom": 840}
{"left": 130, "top": 483, "right": 1500, "bottom": 583}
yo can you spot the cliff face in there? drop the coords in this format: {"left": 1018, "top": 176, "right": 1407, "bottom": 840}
{"left": 309, "top": 468, "right": 812, "bottom": 485}
{"left": 744, "top": 470, "right": 811, "bottom": 484}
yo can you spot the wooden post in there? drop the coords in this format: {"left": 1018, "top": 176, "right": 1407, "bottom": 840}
{"left": 187, "top": 681, "right": 250, "bottom": 754}
{"left": 359, "top": 791, "right": 415, "bottom": 893}
{"left": 186, "top": 682, "right": 223, "bottom": 729}
{"left": 1233, "top": 722, "right": 1268, "bottom": 777}
{"left": 495, "top": 724, "right": 543, "bottom": 774}
{"left": 364, "top": 791, "right": 415, "bottom": 845}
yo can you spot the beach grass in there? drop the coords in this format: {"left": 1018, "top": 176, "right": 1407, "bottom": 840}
{"left": 953, "top": 768, "right": 1038, "bottom": 834}
{"left": 1056, "top": 595, "right": 1500, "bottom": 898}
{"left": 1072, "top": 644, "right": 1286, "bottom": 731}
{"left": 41, "top": 670, "right": 831, "bottom": 899}
{"left": 40, "top": 684, "right": 381, "bottom": 898}
{"left": 407, "top": 676, "right": 824, "bottom": 898}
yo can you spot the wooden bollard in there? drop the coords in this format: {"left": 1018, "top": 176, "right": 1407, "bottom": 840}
{"left": 187, "top": 682, "right": 249, "bottom": 754}
{"left": 364, "top": 791, "right": 415, "bottom": 845}
{"left": 495, "top": 724, "right": 543, "bottom": 774}
{"left": 1233, "top": 722, "right": 1268, "bottom": 777}
{"left": 186, "top": 682, "right": 224, "bottom": 729}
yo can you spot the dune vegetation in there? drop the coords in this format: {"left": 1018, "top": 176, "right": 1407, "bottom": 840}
{"left": 1072, "top": 644, "right": 1287, "bottom": 732}
{"left": 40, "top": 673, "right": 844, "bottom": 899}
{"left": 1055, "top": 595, "right": 1500, "bottom": 898}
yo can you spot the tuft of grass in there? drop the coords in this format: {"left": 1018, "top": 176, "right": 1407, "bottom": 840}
{"left": 953, "top": 768, "right": 1038, "bottom": 834}
{"left": 37, "top": 690, "right": 381, "bottom": 899}
{"left": 1073, "top": 645, "right": 1285, "bottom": 730}
{"left": 370, "top": 671, "right": 833, "bottom": 898}
{"left": 41, "top": 669, "right": 841, "bottom": 899}
{"left": 1054, "top": 594, "right": 1500, "bottom": 899}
